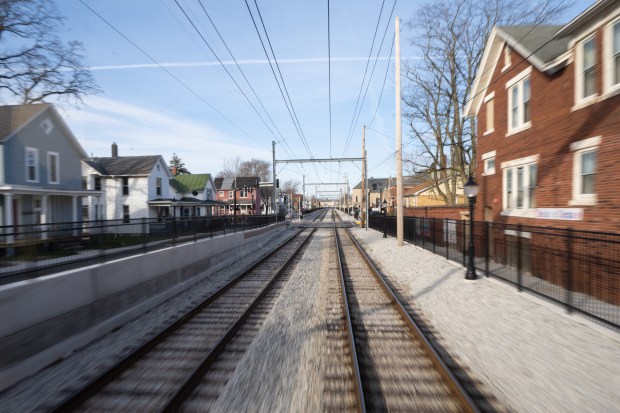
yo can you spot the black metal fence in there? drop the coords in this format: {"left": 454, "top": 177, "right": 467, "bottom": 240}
{"left": 0, "top": 214, "right": 282, "bottom": 284}
{"left": 369, "top": 215, "right": 620, "bottom": 329}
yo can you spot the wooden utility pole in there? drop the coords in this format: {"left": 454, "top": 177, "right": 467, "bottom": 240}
{"left": 395, "top": 16, "right": 403, "bottom": 246}
{"left": 361, "top": 125, "right": 366, "bottom": 227}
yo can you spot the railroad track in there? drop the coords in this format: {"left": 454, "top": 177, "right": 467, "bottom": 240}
{"left": 50, "top": 210, "right": 327, "bottom": 412}
{"left": 328, "top": 210, "right": 479, "bottom": 412}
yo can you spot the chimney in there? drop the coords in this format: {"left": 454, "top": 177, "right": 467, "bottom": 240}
{"left": 111, "top": 142, "right": 118, "bottom": 157}
{"left": 170, "top": 166, "right": 177, "bottom": 176}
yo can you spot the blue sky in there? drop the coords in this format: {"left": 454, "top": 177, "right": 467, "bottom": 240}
{"left": 55, "top": 0, "right": 593, "bottom": 199}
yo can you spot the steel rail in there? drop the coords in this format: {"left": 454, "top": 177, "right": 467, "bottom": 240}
{"left": 337, "top": 211, "right": 480, "bottom": 413}
{"left": 331, "top": 210, "right": 367, "bottom": 413}
{"left": 50, "top": 221, "right": 312, "bottom": 412}
{"left": 161, "top": 226, "right": 317, "bottom": 412}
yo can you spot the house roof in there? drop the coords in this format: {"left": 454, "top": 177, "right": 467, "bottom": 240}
{"left": 84, "top": 155, "right": 164, "bottom": 176}
{"left": 170, "top": 173, "right": 212, "bottom": 193}
{"left": 0, "top": 104, "right": 50, "bottom": 141}
{"left": 465, "top": 1, "right": 617, "bottom": 118}
{"left": 0, "top": 104, "right": 88, "bottom": 158}
{"left": 353, "top": 175, "right": 427, "bottom": 190}
{"left": 214, "top": 176, "right": 260, "bottom": 190}
{"left": 497, "top": 25, "right": 568, "bottom": 66}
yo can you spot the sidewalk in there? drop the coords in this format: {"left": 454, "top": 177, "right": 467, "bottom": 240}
{"left": 346, "top": 214, "right": 620, "bottom": 412}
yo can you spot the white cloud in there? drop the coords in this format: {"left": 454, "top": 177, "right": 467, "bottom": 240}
{"left": 62, "top": 96, "right": 271, "bottom": 174}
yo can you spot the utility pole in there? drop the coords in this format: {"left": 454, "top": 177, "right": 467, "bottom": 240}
{"left": 395, "top": 16, "right": 403, "bottom": 246}
{"left": 302, "top": 174, "right": 305, "bottom": 210}
{"left": 272, "top": 141, "right": 277, "bottom": 216}
{"left": 361, "top": 125, "right": 366, "bottom": 228}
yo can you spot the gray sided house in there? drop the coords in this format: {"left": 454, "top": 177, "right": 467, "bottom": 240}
{"left": 0, "top": 104, "right": 92, "bottom": 243}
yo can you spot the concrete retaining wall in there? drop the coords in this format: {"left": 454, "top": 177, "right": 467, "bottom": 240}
{"left": 0, "top": 223, "right": 286, "bottom": 391}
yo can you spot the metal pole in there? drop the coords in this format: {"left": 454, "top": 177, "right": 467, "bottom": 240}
{"left": 395, "top": 16, "right": 404, "bottom": 246}
{"left": 383, "top": 207, "right": 387, "bottom": 238}
{"left": 361, "top": 125, "right": 366, "bottom": 228}
{"left": 272, "top": 141, "right": 277, "bottom": 215}
{"left": 465, "top": 197, "right": 477, "bottom": 280}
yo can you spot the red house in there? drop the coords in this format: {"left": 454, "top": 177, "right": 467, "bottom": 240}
{"left": 465, "top": 0, "right": 620, "bottom": 232}
{"left": 213, "top": 177, "right": 261, "bottom": 215}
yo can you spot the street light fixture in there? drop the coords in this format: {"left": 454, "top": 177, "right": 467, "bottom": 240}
{"left": 463, "top": 175, "right": 479, "bottom": 280}
{"left": 382, "top": 199, "right": 388, "bottom": 238}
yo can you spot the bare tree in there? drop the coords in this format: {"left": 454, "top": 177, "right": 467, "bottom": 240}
{"left": 217, "top": 157, "right": 271, "bottom": 181}
{"left": 238, "top": 158, "right": 271, "bottom": 182}
{"left": 402, "top": 0, "right": 570, "bottom": 204}
{"left": 0, "top": 0, "right": 100, "bottom": 105}
{"left": 280, "top": 179, "right": 299, "bottom": 195}
{"left": 216, "top": 156, "right": 242, "bottom": 178}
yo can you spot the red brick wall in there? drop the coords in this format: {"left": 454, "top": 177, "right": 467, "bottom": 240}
{"left": 403, "top": 205, "right": 468, "bottom": 220}
{"left": 476, "top": 28, "right": 620, "bottom": 232}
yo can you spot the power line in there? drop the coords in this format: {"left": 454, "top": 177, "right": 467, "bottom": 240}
{"left": 175, "top": 0, "right": 295, "bottom": 157}
{"left": 246, "top": 0, "right": 315, "bottom": 160}
{"left": 193, "top": 0, "right": 296, "bottom": 158}
{"left": 368, "top": 33, "right": 395, "bottom": 127}
{"left": 327, "top": 0, "right": 332, "bottom": 159}
{"left": 343, "top": 0, "right": 397, "bottom": 156}
{"left": 78, "top": 0, "right": 266, "bottom": 149}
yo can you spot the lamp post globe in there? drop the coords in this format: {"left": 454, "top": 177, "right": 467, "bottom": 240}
{"left": 464, "top": 175, "right": 479, "bottom": 280}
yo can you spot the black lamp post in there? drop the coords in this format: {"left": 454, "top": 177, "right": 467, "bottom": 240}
{"left": 382, "top": 200, "right": 388, "bottom": 238}
{"left": 464, "top": 175, "right": 480, "bottom": 280}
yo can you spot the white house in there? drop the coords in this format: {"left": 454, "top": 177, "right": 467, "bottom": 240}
{"left": 82, "top": 143, "right": 172, "bottom": 223}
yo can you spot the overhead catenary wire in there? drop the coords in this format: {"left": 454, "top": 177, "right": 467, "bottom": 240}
{"left": 78, "top": 0, "right": 267, "bottom": 149}
{"left": 246, "top": 0, "right": 315, "bottom": 161}
{"left": 193, "top": 0, "right": 297, "bottom": 159}
{"left": 175, "top": 0, "right": 297, "bottom": 158}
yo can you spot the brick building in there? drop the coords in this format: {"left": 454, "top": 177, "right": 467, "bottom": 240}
{"left": 465, "top": 0, "right": 620, "bottom": 232}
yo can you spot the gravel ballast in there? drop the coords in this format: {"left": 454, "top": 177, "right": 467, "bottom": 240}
{"left": 344, "top": 212, "right": 620, "bottom": 413}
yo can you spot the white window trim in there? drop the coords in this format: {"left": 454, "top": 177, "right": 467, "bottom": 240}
{"left": 482, "top": 150, "right": 496, "bottom": 176}
{"left": 574, "top": 34, "right": 598, "bottom": 109}
{"left": 569, "top": 136, "right": 600, "bottom": 206}
{"left": 501, "top": 47, "right": 511, "bottom": 73}
{"left": 505, "top": 66, "right": 532, "bottom": 136}
{"left": 501, "top": 154, "right": 539, "bottom": 214}
{"left": 47, "top": 151, "right": 60, "bottom": 184}
{"left": 603, "top": 17, "right": 620, "bottom": 96}
{"left": 25, "top": 147, "right": 39, "bottom": 183}
{"left": 483, "top": 92, "right": 495, "bottom": 135}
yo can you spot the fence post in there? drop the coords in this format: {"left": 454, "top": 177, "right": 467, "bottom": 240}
{"left": 422, "top": 219, "right": 426, "bottom": 250}
{"left": 566, "top": 228, "right": 573, "bottom": 313}
{"left": 445, "top": 218, "right": 449, "bottom": 259}
{"left": 432, "top": 218, "right": 436, "bottom": 254}
{"left": 412, "top": 217, "right": 417, "bottom": 245}
{"left": 485, "top": 221, "right": 490, "bottom": 277}
{"left": 462, "top": 219, "right": 466, "bottom": 266}
{"left": 142, "top": 217, "right": 147, "bottom": 251}
{"left": 517, "top": 224, "right": 523, "bottom": 292}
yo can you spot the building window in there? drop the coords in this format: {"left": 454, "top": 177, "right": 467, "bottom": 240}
{"left": 122, "top": 177, "right": 129, "bottom": 195}
{"left": 502, "top": 47, "right": 511, "bottom": 71}
{"left": 506, "top": 67, "right": 532, "bottom": 134}
{"left": 502, "top": 157, "right": 537, "bottom": 211}
{"left": 207, "top": 189, "right": 212, "bottom": 200}
{"left": 47, "top": 152, "right": 59, "bottom": 184}
{"left": 94, "top": 176, "right": 101, "bottom": 191}
{"left": 570, "top": 136, "right": 600, "bottom": 205}
{"left": 228, "top": 191, "right": 233, "bottom": 199}
{"left": 240, "top": 188, "right": 247, "bottom": 198}
{"left": 82, "top": 205, "right": 89, "bottom": 222}
{"left": 219, "top": 191, "right": 224, "bottom": 197}
{"left": 482, "top": 150, "right": 496, "bottom": 176}
{"left": 34, "top": 198, "right": 42, "bottom": 225}
{"left": 483, "top": 92, "right": 494, "bottom": 135}
{"left": 82, "top": 177, "right": 87, "bottom": 190}
{"left": 576, "top": 35, "right": 597, "bottom": 104}
{"left": 25, "top": 147, "right": 39, "bottom": 182}
{"left": 582, "top": 38, "right": 596, "bottom": 98}
{"left": 156, "top": 177, "right": 162, "bottom": 196}
{"left": 123, "top": 205, "right": 130, "bottom": 223}
{"left": 604, "top": 19, "right": 620, "bottom": 93}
